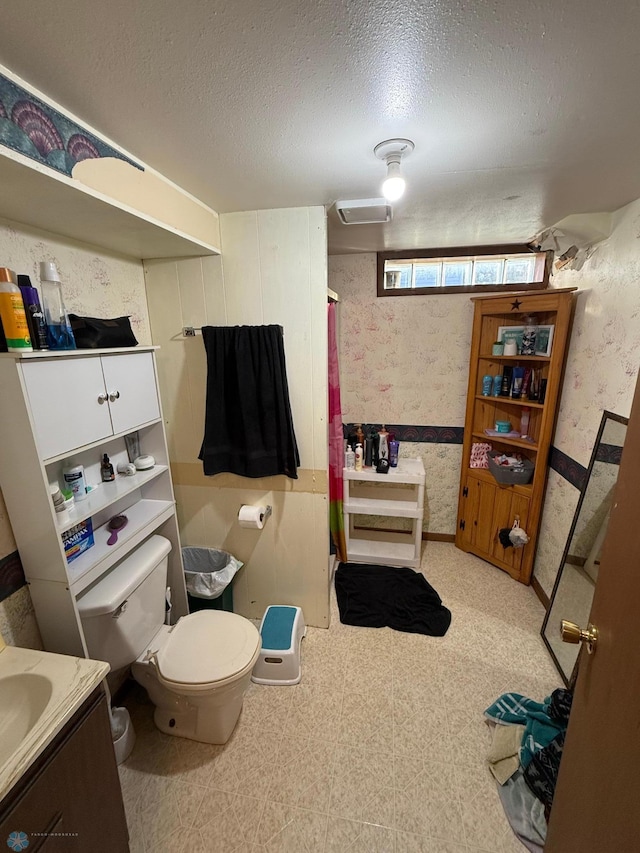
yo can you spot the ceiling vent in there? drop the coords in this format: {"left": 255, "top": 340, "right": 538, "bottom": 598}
{"left": 335, "top": 198, "right": 392, "bottom": 225}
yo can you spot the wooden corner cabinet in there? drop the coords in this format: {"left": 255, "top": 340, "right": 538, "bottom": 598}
{"left": 455, "top": 288, "right": 577, "bottom": 584}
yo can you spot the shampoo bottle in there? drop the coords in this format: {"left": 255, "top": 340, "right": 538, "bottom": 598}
{"left": 17, "top": 275, "right": 48, "bottom": 350}
{"left": 0, "top": 268, "right": 32, "bottom": 352}
{"left": 389, "top": 433, "right": 399, "bottom": 467}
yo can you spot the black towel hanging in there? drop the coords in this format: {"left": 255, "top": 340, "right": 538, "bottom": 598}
{"left": 198, "top": 324, "right": 300, "bottom": 479}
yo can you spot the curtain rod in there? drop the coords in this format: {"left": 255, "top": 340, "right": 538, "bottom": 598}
{"left": 182, "top": 325, "right": 284, "bottom": 337}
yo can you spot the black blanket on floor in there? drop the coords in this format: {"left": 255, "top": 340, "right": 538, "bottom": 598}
{"left": 335, "top": 563, "right": 451, "bottom": 636}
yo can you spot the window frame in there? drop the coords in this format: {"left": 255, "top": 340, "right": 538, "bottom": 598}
{"left": 376, "top": 244, "right": 552, "bottom": 297}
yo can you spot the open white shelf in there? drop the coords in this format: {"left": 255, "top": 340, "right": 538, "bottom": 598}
{"left": 346, "top": 539, "right": 420, "bottom": 569}
{"left": 67, "top": 498, "right": 174, "bottom": 594}
{"left": 343, "top": 457, "right": 426, "bottom": 569}
{"left": 56, "top": 466, "right": 168, "bottom": 533}
{"left": 344, "top": 497, "right": 423, "bottom": 519}
{"left": 0, "top": 149, "right": 219, "bottom": 259}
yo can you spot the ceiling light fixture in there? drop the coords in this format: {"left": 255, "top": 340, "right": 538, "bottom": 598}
{"left": 374, "top": 138, "right": 415, "bottom": 202}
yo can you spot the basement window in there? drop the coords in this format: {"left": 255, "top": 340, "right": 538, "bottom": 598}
{"left": 377, "top": 245, "right": 551, "bottom": 297}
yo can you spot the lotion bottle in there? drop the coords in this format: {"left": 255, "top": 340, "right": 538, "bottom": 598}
{"left": 0, "top": 268, "right": 32, "bottom": 352}
{"left": 345, "top": 446, "right": 355, "bottom": 469}
{"left": 355, "top": 443, "right": 363, "bottom": 471}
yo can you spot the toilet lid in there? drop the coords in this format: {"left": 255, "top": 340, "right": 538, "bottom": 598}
{"left": 155, "top": 610, "right": 260, "bottom": 687}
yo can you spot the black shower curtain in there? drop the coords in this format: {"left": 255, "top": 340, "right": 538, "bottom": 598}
{"left": 198, "top": 325, "right": 300, "bottom": 479}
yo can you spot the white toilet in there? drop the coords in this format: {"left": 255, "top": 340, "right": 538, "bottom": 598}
{"left": 77, "top": 535, "right": 260, "bottom": 744}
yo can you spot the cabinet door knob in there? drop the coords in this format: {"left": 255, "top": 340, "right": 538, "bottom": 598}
{"left": 97, "top": 392, "right": 108, "bottom": 404}
{"left": 108, "top": 390, "right": 120, "bottom": 402}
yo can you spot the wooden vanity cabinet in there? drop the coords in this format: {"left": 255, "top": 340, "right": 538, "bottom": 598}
{"left": 0, "top": 689, "right": 129, "bottom": 852}
{"left": 455, "top": 288, "right": 576, "bottom": 584}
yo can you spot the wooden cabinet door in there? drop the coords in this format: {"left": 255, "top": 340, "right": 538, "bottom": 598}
{"left": 0, "top": 691, "right": 128, "bottom": 853}
{"left": 22, "top": 358, "right": 112, "bottom": 459}
{"left": 460, "top": 475, "right": 497, "bottom": 553}
{"left": 101, "top": 351, "right": 160, "bottom": 435}
{"left": 491, "top": 487, "right": 530, "bottom": 573}
{"left": 459, "top": 475, "right": 480, "bottom": 549}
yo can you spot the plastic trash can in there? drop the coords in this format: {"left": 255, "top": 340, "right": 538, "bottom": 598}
{"left": 182, "top": 547, "right": 242, "bottom": 614}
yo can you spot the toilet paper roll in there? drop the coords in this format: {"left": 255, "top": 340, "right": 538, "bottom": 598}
{"left": 238, "top": 505, "right": 267, "bottom": 529}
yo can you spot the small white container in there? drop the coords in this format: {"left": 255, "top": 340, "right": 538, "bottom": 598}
{"left": 63, "top": 464, "right": 87, "bottom": 502}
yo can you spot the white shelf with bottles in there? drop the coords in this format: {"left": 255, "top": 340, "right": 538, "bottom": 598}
{"left": 0, "top": 346, "right": 189, "bottom": 658}
{"left": 343, "top": 458, "right": 426, "bottom": 569}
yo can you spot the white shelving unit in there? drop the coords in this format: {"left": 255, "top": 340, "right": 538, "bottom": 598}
{"left": 0, "top": 146, "right": 220, "bottom": 259}
{"left": 343, "top": 458, "right": 426, "bottom": 569}
{"left": 0, "top": 346, "right": 189, "bottom": 658}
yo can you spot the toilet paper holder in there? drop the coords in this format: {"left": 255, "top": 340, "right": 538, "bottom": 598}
{"left": 262, "top": 505, "right": 273, "bottom": 521}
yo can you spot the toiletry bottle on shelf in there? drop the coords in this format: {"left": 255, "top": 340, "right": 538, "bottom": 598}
{"left": 0, "top": 268, "right": 32, "bottom": 352}
{"left": 378, "top": 425, "right": 389, "bottom": 460}
{"left": 354, "top": 443, "right": 363, "bottom": 471}
{"left": 17, "top": 275, "right": 48, "bottom": 350}
{"left": 492, "top": 374, "right": 502, "bottom": 397}
{"left": 520, "top": 407, "right": 531, "bottom": 439}
{"left": 345, "top": 445, "right": 355, "bottom": 469}
{"left": 63, "top": 463, "right": 87, "bottom": 502}
{"left": 364, "top": 432, "right": 373, "bottom": 467}
{"left": 369, "top": 429, "right": 379, "bottom": 466}
{"left": 101, "top": 453, "right": 115, "bottom": 482}
{"left": 389, "top": 433, "right": 399, "bottom": 467}
{"left": 39, "top": 261, "right": 76, "bottom": 350}
{"left": 355, "top": 424, "right": 365, "bottom": 447}
{"left": 482, "top": 375, "right": 492, "bottom": 396}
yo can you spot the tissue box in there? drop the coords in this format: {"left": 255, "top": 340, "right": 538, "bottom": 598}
{"left": 62, "top": 518, "right": 95, "bottom": 563}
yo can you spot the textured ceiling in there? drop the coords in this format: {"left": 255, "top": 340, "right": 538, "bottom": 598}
{"left": 1, "top": 0, "right": 640, "bottom": 253}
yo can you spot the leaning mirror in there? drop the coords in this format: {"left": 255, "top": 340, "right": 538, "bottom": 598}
{"left": 541, "top": 410, "right": 628, "bottom": 685}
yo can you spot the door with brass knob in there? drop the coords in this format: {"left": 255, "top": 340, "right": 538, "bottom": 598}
{"left": 545, "top": 371, "right": 640, "bottom": 851}
{"left": 560, "top": 619, "right": 598, "bottom": 654}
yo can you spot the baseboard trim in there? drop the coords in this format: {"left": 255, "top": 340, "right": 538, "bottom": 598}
{"left": 354, "top": 525, "right": 455, "bottom": 543}
{"left": 531, "top": 576, "right": 550, "bottom": 610}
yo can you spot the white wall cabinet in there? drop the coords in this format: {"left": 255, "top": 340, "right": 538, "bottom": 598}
{"left": 22, "top": 351, "right": 160, "bottom": 460}
{"left": 0, "top": 346, "right": 188, "bottom": 658}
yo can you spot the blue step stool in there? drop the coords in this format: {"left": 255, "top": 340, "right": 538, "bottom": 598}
{"left": 251, "top": 605, "right": 306, "bottom": 685}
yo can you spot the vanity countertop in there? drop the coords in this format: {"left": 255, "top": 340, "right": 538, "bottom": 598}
{"left": 0, "top": 645, "right": 109, "bottom": 801}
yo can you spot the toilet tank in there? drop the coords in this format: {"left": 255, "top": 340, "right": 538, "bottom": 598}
{"left": 77, "top": 535, "right": 172, "bottom": 670}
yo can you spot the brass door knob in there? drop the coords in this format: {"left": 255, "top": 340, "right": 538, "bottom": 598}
{"left": 560, "top": 619, "right": 598, "bottom": 654}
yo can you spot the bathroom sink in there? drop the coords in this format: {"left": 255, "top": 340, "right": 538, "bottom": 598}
{"left": 0, "top": 673, "right": 53, "bottom": 769}
{"left": 0, "top": 644, "right": 109, "bottom": 801}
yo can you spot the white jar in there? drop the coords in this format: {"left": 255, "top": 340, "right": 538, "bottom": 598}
{"left": 63, "top": 464, "right": 87, "bottom": 502}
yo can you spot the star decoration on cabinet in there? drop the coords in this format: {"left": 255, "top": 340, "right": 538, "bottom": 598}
{"left": 511, "top": 299, "right": 522, "bottom": 310}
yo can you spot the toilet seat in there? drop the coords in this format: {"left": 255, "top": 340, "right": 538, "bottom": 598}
{"left": 151, "top": 610, "right": 260, "bottom": 693}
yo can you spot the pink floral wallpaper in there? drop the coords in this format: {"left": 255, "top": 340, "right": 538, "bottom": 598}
{"left": 328, "top": 252, "right": 473, "bottom": 535}
{"left": 330, "top": 198, "right": 640, "bottom": 594}
{"left": 535, "top": 197, "right": 640, "bottom": 595}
